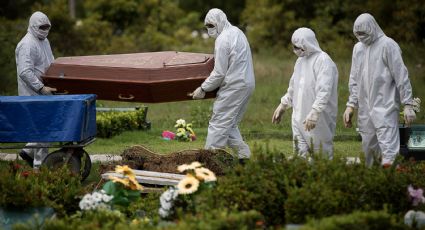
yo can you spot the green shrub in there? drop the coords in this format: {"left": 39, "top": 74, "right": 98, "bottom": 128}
{"left": 0, "top": 162, "right": 86, "bottom": 216}
{"left": 193, "top": 151, "right": 291, "bottom": 226}
{"left": 96, "top": 107, "right": 150, "bottom": 138}
{"left": 300, "top": 210, "right": 407, "bottom": 230}
{"left": 171, "top": 209, "right": 264, "bottom": 230}
{"left": 284, "top": 158, "right": 425, "bottom": 224}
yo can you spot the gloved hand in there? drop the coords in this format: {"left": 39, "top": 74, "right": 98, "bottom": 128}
{"left": 343, "top": 106, "right": 354, "bottom": 128}
{"left": 404, "top": 105, "right": 416, "bottom": 127}
{"left": 272, "top": 103, "right": 288, "bottom": 124}
{"left": 39, "top": 86, "right": 57, "bottom": 95}
{"left": 304, "top": 109, "right": 320, "bottom": 131}
{"left": 192, "top": 87, "right": 205, "bottom": 100}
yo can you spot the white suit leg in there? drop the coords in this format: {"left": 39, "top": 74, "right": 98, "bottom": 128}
{"left": 292, "top": 125, "right": 310, "bottom": 158}
{"left": 228, "top": 127, "right": 251, "bottom": 159}
{"left": 376, "top": 127, "right": 399, "bottom": 165}
{"left": 360, "top": 131, "right": 380, "bottom": 167}
{"left": 23, "top": 142, "right": 49, "bottom": 168}
{"left": 205, "top": 88, "right": 252, "bottom": 157}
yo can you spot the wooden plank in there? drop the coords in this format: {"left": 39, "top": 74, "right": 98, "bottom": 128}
{"left": 102, "top": 172, "right": 181, "bottom": 186}
{"left": 132, "top": 169, "right": 185, "bottom": 180}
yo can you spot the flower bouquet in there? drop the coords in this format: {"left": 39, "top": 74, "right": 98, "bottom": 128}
{"left": 78, "top": 165, "right": 143, "bottom": 212}
{"left": 161, "top": 119, "right": 196, "bottom": 142}
{"left": 158, "top": 161, "right": 216, "bottom": 218}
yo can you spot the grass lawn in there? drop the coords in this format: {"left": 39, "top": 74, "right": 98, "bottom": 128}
{"left": 83, "top": 127, "right": 363, "bottom": 159}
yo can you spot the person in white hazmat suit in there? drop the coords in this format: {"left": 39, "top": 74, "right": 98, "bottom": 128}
{"left": 15, "top": 11, "right": 57, "bottom": 169}
{"left": 191, "top": 8, "right": 255, "bottom": 162}
{"left": 272, "top": 28, "right": 338, "bottom": 159}
{"left": 343, "top": 13, "right": 416, "bottom": 167}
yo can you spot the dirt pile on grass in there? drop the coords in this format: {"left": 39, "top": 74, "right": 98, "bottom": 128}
{"left": 118, "top": 145, "right": 235, "bottom": 175}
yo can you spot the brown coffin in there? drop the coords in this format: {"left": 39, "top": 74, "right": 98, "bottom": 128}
{"left": 42, "top": 51, "right": 216, "bottom": 103}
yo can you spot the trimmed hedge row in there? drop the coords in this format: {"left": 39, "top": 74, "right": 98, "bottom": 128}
{"left": 96, "top": 107, "right": 150, "bottom": 138}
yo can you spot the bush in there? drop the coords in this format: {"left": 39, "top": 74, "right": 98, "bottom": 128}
{"left": 172, "top": 209, "right": 264, "bottom": 230}
{"left": 300, "top": 210, "right": 407, "bottom": 230}
{"left": 186, "top": 149, "right": 425, "bottom": 226}
{"left": 0, "top": 161, "right": 87, "bottom": 216}
{"left": 193, "top": 151, "right": 291, "bottom": 226}
{"left": 96, "top": 107, "right": 150, "bottom": 138}
{"left": 284, "top": 158, "right": 425, "bottom": 224}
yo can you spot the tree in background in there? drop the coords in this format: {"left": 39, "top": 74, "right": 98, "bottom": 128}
{"left": 0, "top": 0, "right": 423, "bottom": 94}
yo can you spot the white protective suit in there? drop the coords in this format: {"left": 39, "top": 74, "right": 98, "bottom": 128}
{"left": 280, "top": 28, "right": 338, "bottom": 158}
{"left": 201, "top": 9, "right": 255, "bottom": 159}
{"left": 346, "top": 13, "right": 414, "bottom": 166}
{"left": 15, "top": 11, "right": 54, "bottom": 168}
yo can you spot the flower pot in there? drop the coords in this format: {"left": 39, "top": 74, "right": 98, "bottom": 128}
{"left": 0, "top": 206, "right": 54, "bottom": 230}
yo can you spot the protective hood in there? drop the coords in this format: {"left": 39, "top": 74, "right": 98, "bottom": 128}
{"left": 204, "top": 8, "right": 231, "bottom": 38}
{"left": 28, "top": 11, "right": 51, "bottom": 40}
{"left": 291, "top": 27, "right": 322, "bottom": 57}
{"left": 353, "top": 13, "right": 384, "bottom": 46}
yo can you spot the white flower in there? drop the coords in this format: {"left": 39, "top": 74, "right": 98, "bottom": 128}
{"left": 161, "top": 187, "right": 178, "bottom": 202}
{"left": 92, "top": 191, "right": 103, "bottom": 203}
{"left": 191, "top": 30, "right": 199, "bottom": 38}
{"left": 158, "top": 208, "right": 170, "bottom": 218}
{"left": 175, "top": 119, "right": 186, "bottom": 127}
{"left": 201, "top": 32, "right": 209, "bottom": 40}
{"left": 79, "top": 190, "right": 113, "bottom": 211}
{"left": 160, "top": 199, "right": 173, "bottom": 210}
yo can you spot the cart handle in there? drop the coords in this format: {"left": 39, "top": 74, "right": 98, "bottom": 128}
{"left": 118, "top": 94, "right": 135, "bottom": 100}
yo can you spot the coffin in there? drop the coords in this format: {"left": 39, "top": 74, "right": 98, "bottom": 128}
{"left": 0, "top": 94, "right": 96, "bottom": 142}
{"left": 42, "top": 51, "right": 216, "bottom": 103}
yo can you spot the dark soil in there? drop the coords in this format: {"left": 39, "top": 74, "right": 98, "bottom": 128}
{"left": 101, "top": 145, "right": 236, "bottom": 176}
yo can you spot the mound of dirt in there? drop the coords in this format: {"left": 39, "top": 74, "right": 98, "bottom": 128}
{"left": 116, "top": 145, "right": 236, "bottom": 175}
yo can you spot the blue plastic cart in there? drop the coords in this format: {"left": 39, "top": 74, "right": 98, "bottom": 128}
{"left": 0, "top": 94, "right": 97, "bottom": 181}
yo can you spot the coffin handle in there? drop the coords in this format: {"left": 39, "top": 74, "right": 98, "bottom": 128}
{"left": 54, "top": 90, "right": 69, "bottom": 95}
{"left": 118, "top": 94, "right": 135, "bottom": 100}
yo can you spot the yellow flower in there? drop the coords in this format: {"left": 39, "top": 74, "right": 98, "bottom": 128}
{"left": 195, "top": 167, "right": 217, "bottom": 182}
{"left": 189, "top": 161, "right": 202, "bottom": 169}
{"left": 115, "top": 165, "right": 135, "bottom": 177}
{"left": 108, "top": 175, "right": 130, "bottom": 186}
{"left": 177, "top": 163, "right": 190, "bottom": 172}
{"left": 177, "top": 161, "right": 202, "bottom": 172}
{"left": 128, "top": 175, "right": 143, "bottom": 191}
{"left": 177, "top": 175, "right": 200, "bottom": 194}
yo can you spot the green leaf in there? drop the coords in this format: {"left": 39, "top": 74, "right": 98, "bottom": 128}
{"left": 102, "top": 181, "right": 117, "bottom": 195}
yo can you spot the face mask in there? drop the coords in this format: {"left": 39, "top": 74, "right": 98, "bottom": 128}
{"left": 207, "top": 27, "right": 218, "bottom": 38}
{"left": 30, "top": 25, "right": 49, "bottom": 40}
{"left": 36, "top": 29, "right": 49, "bottom": 40}
{"left": 356, "top": 33, "right": 372, "bottom": 45}
{"left": 293, "top": 48, "right": 306, "bottom": 57}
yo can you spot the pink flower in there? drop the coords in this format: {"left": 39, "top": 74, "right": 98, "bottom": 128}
{"left": 162, "top": 130, "right": 175, "bottom": 140}
{"left": 190, "top": 133, "right": 196, "bottom": 141}
{"left": 408, "top": 185, "right": 425, "bottom": 206}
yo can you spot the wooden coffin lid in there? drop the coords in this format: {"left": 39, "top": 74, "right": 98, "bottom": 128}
{"left": 43, "top": 51, "right": 214, "bottom": 82}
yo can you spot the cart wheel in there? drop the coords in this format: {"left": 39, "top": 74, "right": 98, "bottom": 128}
{"left": 42, "top": 148, "right": 92, "bottom": 181}
{"left": 74, "top": 148, "right": 92, "bottom": 181}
